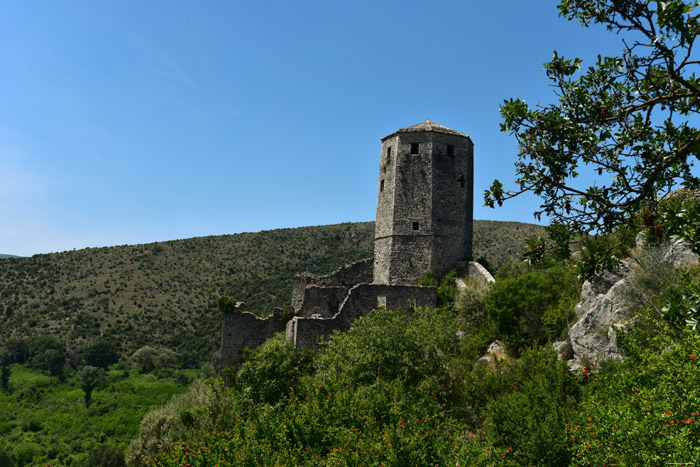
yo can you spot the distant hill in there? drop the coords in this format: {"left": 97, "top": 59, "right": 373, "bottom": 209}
{"left": 0, "top": 254, "right": 20, "bottom": 259}
{"left": 0, "top": 220, "right": 543, "bottom": 364}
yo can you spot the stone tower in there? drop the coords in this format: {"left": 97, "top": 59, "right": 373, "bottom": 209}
{"left": 373, "top": 120, "right": 474, "bottom": 285}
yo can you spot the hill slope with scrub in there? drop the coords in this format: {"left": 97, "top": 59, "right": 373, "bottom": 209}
{"left": 0, "top": 220, "right": 543, "bottom": 364}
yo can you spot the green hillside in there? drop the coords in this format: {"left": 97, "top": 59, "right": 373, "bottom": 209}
{"left": 0, "top": 220, "right": 543, "bottom": 365}
{"left": 0, "top": 254, "right": 20, "bottom": 259}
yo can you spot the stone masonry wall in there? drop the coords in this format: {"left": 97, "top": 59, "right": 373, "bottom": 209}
{"left": 286, "top": 284, "right": 437, "bottom": 350}
{"left": 298, "top": 285, "right": 346, "bottom": 318}
{"left": 291, "top": 257, "right": 374, "bottom": 310}
{"left": 219, "top": 302, "right": 288, "bottom": 380}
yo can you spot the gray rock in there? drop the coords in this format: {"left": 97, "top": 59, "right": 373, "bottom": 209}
{"left": 552, "top": 340, "right": 573, "bottom": 361}
{"left": 477, "top": 356, "right": 494, "bottom": 366}
{"left": 486, "top": 340, "right": 504, "bottom": 355}
{"left": 569, "top": 260, "right": 633, "bottom": 368}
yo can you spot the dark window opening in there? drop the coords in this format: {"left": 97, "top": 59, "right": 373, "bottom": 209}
{"left": 410, "top": 143, "right": 419, "bottom": 154}
{"left": 459, "top": 175, "right": 466, "bottom": 188}
{"left": 387, "top": 147, "right": 392, "bottom": 158}
{"left": 380, "top": 179, "right": 385, "bottom": 192}
{"left": 412, "top": 222, "right": 420, "bottom": 230}
{"left": 447, "top": 145, "right": 454, "bottom": 157}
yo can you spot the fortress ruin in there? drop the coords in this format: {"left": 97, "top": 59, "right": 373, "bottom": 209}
{"left": 220, "top": 121, "right": 487, "bottom": 375}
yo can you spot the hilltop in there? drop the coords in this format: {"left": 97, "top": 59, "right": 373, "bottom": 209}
{"left": 0, "top": 220, "right": 543, "bottom": 364}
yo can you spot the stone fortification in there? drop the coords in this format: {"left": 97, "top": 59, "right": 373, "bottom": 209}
{"left": 219, "top": 302, "right": 287, "bottom": 377}
{"left": 220, "top": 120, "right": 474, "bottom": 375}
{"left": 291, "top": 258, "right": 374, "bottom": 312}
{"left": 286, "top": 284, "right": 437, "bottom": 349}
{"left": 374, "top": 121, "right": 474, "bottom": 285}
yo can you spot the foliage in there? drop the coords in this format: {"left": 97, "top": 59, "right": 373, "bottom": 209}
{"left": 418, "top": 269, "right": 459, "bottom": 308}
{"left": 453, "top": 278, "right": 490, "bottom": 332}
{"left": 661, "top": 264, "right": 700, "bottom": 330}
{"left": 0, "top": 349, "right": 10, "bottom": 391}
{"left": 619, "top": 242, "right": 683, "bottom": 315}
{"left": 79, "top": 365, "right": 105, "bottom": 407}
{"left": 233, "top": 334, "right": 314, "bottom": 404}
{"left": 486, "top": 264, "right": 580, "bottom": 353}
{"left": 571, "top": 311, "right": 700, "bottom": 464}
{"left": 0, "top": 363, "right": 196, "bottom": 466}
{"left": 84, "top": 443, "right": 125, "bottom": 467}
{"left": 216, "top": 295, "right": 237, "bottom": 313}
{"left": 79, "top": 339, "right": 120, "bottom": 369}
{"left": 486, "top": 0, "right": 700, "bottom": 262}
{"left": 25, "top": 334, "right": 67, "bottom": 378}
{"left": 316, "top": 308, "right": 460, "bottom": 395}
{"left": 132, "top": 346, "right": 177, "bottom": 373}
{"left": 126, "top": 379, "right": 229, "bottom": 466}
{"left": 480, "top": 347, "right": 580, "bottom": 466}
{"left": 4, "top": 340, "right": 28, "bottom": 365}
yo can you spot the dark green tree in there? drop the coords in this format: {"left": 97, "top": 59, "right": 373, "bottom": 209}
{"left": 216, "top": 295, "right": 237, "bottom": 313}
{"left": 79, "top": 365, "right": 105, "bottom": 407}
{"left": 0, "top": 348, "right": 10, "bottom": 391}
{"left": 4, "top": 339, "right": 28, "bottom": 364}
{"left": 83, "top": 443, "right": 125, "bottom": 467}
{"left": 486, "top": 0, "right": 700, "bottom": 255}
{"left": 79, "top": 339, "right": 120, "bottom": 369}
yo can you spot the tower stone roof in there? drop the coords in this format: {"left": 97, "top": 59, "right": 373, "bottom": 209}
{"left": 381, "top": 120, "right": 471, "bottom": 141}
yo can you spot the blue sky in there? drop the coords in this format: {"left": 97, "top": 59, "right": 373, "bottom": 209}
{"left": 1, "top": 0, "right": 622, "bottom": 256}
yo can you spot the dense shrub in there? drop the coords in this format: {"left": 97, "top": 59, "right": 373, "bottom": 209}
{"left": 131, "top": 346, "right": 176, "bottom": 373}
{"left": 234, "top": 334, "right": 314, "bottom": 404}
{"left": 315, "top": 308, "right": 460, "bottom": 396}
{"left": 126, "top": 380, "right": 225, "bottom": 466}
{"left": 84, "top": 443, "right": 125, "bottom": 467}
{"left": 79, "top": 339, "right": 120, "bottom": 369}
{"left": 25, "top": 335, "right": 66, "bottom": 377}
{"left": 571, "top": 314, "right": 700, "bottom": 464}
{"left": 486, "top": 264, "right": 580, "bottom": 354}
{"left": 479, "top": 347, "right": 579, "bottom": 466}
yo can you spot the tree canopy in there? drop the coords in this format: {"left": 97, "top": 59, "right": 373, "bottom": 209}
{"left": 486, "top": 0, "right": 700, "bottom": 249}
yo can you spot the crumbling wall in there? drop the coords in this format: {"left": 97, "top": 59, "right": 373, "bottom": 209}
{"left": 286, "top": 284, "right": 437, "bottom": 350}
{"left": 291, "top": 257, "right": 374, "bottom": 310}
{"left": 219, "top": 302, "right": 287, "bottom": 381}
{"left": 298, "top": 285, "right": 346, "bottom": 318}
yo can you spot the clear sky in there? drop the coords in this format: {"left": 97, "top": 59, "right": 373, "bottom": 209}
{"left": 1, "top": 0, "right": 623, "bottom": 257}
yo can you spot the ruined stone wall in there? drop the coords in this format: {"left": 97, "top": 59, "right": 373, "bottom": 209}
{"left": 286, "top": 284, "right": 437, "bottom": 349}
{"left": 291, "top": 257, "right": 373, "bottom": 309}
{"left": 219, "top": 303, "right": 288, "bottom": 380}
{"left": 298, "top": 285, "right": 346, "bottom": 318}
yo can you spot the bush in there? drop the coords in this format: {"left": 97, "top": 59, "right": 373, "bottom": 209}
{"left": 126, "top": 380, "right": 225, "bottom": 466}
{"left": 486, "top": 264, "right": 580, "bottom": 354}
{"left": 84, "top": 443, "right": 125, "bottom": 467}
{"left": 0, "top": 445, "right": 15, "bottom": 467}
{"left": 79, "top": 339, "right": 120, "bottom": 369}
{"left": 479, "top": 347, "right": 579, "bottom": 466}
{"left": 234, "top": 335, "right": 314, "bottom": 404}
{"left": 131, "top": 346, "right": 176, "bottom": 373}
{"left": 315, "top": 308, "right": 460, "bottom": 397}
{"left": 453, "top": 279, "right": 489, "bottom": 332}
{"left": 571, "top": 315, "right": 700, "bottom": 464}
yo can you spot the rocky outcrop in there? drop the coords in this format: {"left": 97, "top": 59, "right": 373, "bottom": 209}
{"left": 564, "top": 238, "right": 699, "bottom": 371}
{"left": 566, "top": 260, "right": 633, "bottom": 371}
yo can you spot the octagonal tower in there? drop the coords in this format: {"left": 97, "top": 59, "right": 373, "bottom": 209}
{"left": 373, "top": 120, "right": 474, "bottom": 285}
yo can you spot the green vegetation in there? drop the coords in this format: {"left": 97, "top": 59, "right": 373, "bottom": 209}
{"left": 487, "top": 0, "right": 700, "bottom": 275}
{"left": 0, "top": 363, "right": 196, "bottom": 466}
{"left": 132, "top": 251, "right": 700, "bottom": 465}
{"left": 0, "top": 220, "right": 542, "bottom": 367}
